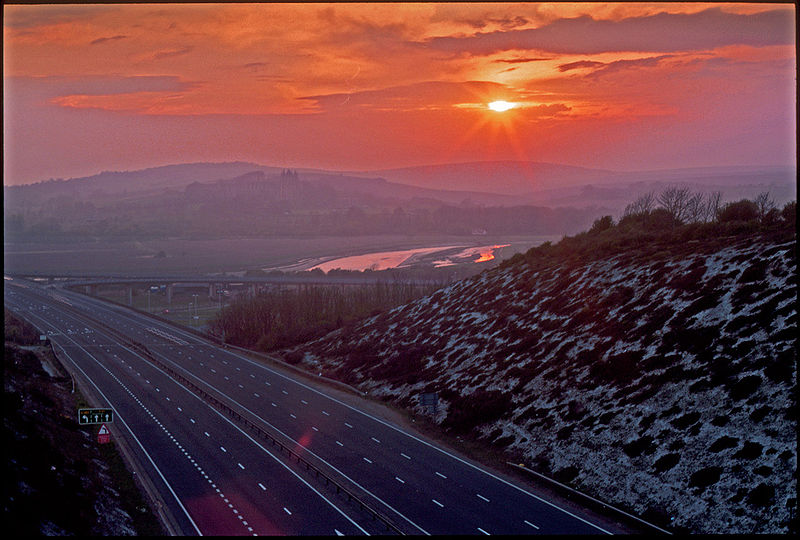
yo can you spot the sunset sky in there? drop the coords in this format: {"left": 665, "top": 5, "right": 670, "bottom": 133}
{"left": 3, "top": 2, "right": 796, "bottom": 185}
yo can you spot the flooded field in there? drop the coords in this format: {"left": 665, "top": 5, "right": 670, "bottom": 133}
{"left": 4, "top": 235, "right": 559, "bottom": 277}
{"left": 307, "top": 243, "right": 514, "bottom": 272}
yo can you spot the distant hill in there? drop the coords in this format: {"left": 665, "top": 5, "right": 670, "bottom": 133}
{"left": 4, "top": 160, "right": 794, "bottom": 241}
{"left": 352, "top": 161, "right": 619, "bottom": 195}
{"left": 5, "top": 160, "right": 795, "bottom": 212}
{"left": 3, "top": 164, "right": 605, "bottom": 241}
{"left": 281, "top": 223, "right": 797, "bottom": 534}
{"left": 354, "top": 161, "right": 797, "bottom": 210}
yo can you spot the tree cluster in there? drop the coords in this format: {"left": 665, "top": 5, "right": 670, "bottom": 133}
{"left": 502, "top": 190, "right": 795, "bottom": 272}
{"left": 208, "top": 281, "right": 442, "bottom": 352}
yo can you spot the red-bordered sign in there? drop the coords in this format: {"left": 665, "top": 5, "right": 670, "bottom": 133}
{"left": 97, "top": 423, "right": 111, "bottom": 444}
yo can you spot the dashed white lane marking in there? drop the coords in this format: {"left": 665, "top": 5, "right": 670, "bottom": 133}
{"left": 477, "top": 493, "right": 490, "bottom": 502}
{"left": 432, "top": 499, "right": 444, "bottom": 508}
{"left": 401, "top": 453, "right": 412, "bottom": 460}
{"left": 363, "top": 457, "right": 372, "bottom": 464}
{"left": 371, "top": 437, "right": 380, "bottom": 444}
{"left": 435, "top": 472, "right": 447, "bottom": 479}
{"left": 395, "top": 476, "right": 405, "bottom": 484}
{"left": 91, "top": 357, "right": 253, "bottom": 534}
{"left": 478, "top": 527, "right": 490, "bottom": 535}
{"left": 344, "top": 422, "right": 353, "bottom": 428}
{"left": 524, "top": 520, "right": 540, "bottom": 529}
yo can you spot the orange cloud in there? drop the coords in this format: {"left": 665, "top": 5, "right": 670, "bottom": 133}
{"left": 3, "top": 3, "right": 795, "bottom": 184}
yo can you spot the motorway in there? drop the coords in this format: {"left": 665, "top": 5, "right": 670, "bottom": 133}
{"left": 5, "top": 276, "right": 627, "bottom": 535}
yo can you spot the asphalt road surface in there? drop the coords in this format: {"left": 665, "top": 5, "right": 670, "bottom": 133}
{"left": 5, "top": 276, "right": 629, "bottom": 536}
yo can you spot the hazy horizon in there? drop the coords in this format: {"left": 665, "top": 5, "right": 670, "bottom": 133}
{"left": 3, "top": 3, "right": 795, "bottom": 186}
{"left": 5, "top": 157, "right": 800, "bottom": 189}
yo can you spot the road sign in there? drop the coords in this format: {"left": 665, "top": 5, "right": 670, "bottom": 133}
{"left": 420, "top": 392, "right": 438, "bottom": 415}
{"left": 78, "top": 408, "right": 114, "bottom": 425}
{"left": 97, "top": 423, "right": 111, "bottom": 444}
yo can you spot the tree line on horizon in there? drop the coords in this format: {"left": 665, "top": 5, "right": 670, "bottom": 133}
{"left": 502, "top": 189, "right": 795, "bottom": 271}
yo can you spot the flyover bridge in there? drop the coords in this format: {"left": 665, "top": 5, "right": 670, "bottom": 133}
{"left": 6, "top": 273, "right": 447, "bottom": 306}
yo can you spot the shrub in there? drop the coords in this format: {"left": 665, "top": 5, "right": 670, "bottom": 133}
{"left": 718, "top": 200, "right": 759, "bottom": 223}
{"left": 780, "top": 200, "right": 796, "bottom": 226}
{"left": 738, "top": 260, "right": 768, "bottom": 283}
{"left": 670, "top": 411, "right": 701, "bottom": 429}
{"left": 688, "top": 466, "right": 722, "bottom": 491}
{"left": 653, "top": 453, "right": 681, "bottom": 473}
{"left": 749, "top": 406, "right": 771, "bottom": 423}
{"left": 728, "top": 374, "right": 762, "bottom": 401}
{"left": 589, "top": 350, "right": 642, "bottom": 386}
{"left": 733, "top": 441, "right": 763, "bottom": 460}
{"left": 442, "top": 389, "right": 513, "bottom": 433}
{"left": 623, "top": 435, "right": 655, "bottom": 457}
{"left": 556, "top": 425, "right": 575, "bottom": 441}
{"left": 747, "top": 483, "right": 775, "bottom": 507}
{"left": 709, "top": 436, "right": 739, "bottom": 452}
{"left": 554, "top": 465, "right": 579, "bottom": 483}
{"left": 589, "top": 215, "right": 614, "bottom": 234}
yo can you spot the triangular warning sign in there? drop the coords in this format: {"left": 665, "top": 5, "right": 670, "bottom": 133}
{"left": 98, "top": 424, "right": 109, "bottom": 435}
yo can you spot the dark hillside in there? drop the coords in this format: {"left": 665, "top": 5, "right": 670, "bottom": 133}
{"left": 283, "top": 216, "right": 797, "bottom": 533}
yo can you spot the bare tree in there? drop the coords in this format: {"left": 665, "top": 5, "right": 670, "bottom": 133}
{"left": 754, "top": 191, "right": 776, "bottom": 221}
{"left": 657, "top": 186, "right": 694, "bottom": 225}
{"left": 704, "top": 191, "right": 722, "bottom": 223}
{"left": 685, "top": 191, "right": 707, "bottom": 223}
{"left": 687, "top": 191, "right": 723, "bottom": 223}
{"left": 623, "top": 190, "right": 656, "bottom": 218}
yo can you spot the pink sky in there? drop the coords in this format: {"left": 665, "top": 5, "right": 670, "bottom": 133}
{"left": 3, "top": 2, "right": 796, "bottom": 185}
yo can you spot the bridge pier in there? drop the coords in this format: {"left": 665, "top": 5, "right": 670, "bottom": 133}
{"left": 166, "top": 284, "right": 173, "bottom": 304}
{"left": 209, "top": 283, "right": 215, "bottom": 299}
{"left": 126, "top": 286, "right": 133, "bottom": 306}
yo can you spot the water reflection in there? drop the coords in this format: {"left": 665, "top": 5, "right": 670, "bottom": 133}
{"left": 309, "top": 244, "right": 512, "bottom": 272}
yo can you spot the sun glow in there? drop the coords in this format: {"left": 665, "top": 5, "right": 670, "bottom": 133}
{"left": 488, "top": 100, "right": 515, "bottom": 112}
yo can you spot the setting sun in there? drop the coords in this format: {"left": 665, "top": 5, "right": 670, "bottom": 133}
{"left": 488, "top": 100, "right": 515, "bottom": 112}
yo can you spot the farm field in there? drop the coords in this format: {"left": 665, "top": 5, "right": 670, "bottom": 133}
{"left": 3, "top": 235, "right": 556, "bottom": 277}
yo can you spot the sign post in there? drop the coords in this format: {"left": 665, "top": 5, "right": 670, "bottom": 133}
{"left": 420, "top": 392, "right": 439, "bottom": 416}
{"left": 97, "top": 423, "right": 111, "bottom": 444}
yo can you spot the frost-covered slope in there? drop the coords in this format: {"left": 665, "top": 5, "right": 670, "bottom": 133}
{"left": 288, "top": 232, "right": 796, "bottom": 534}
